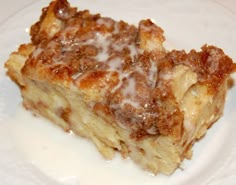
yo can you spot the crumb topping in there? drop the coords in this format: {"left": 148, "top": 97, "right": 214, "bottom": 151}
{"left": 22, "top": 0, "right": 235, "bottom": 140}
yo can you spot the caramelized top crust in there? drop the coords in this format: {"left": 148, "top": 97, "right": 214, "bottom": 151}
{"left": 22, "top": 0, "right": 235, "bottom": 140}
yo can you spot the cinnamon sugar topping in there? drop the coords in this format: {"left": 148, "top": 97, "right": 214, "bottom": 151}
{"left": 23, "top": 0, "right": 235, "bottom": 139}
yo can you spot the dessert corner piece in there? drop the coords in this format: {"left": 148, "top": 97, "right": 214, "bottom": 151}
{"left": 5, "top": 0, "right": 236, "bottom": 174}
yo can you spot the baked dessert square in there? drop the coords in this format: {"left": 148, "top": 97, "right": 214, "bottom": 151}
{"left": 5, "top": 0, "right": 236, "bottom": 174}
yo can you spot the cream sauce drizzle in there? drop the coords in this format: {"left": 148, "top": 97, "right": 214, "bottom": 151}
{"left": 122, "top": 77, "right": 136, "bottom": 97}
{"left": 148, "top": 60, "right": 158, "bottom": 88}
{"left": 31, "top": 16, "right": 162, "bottom": 127}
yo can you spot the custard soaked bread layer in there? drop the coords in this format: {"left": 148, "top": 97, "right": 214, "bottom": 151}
{"left": 5, "top": 0, "right": 236, "bottom": 174}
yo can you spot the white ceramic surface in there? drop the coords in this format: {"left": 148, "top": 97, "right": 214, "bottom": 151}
{"left": 0, "top": 0, "right": 236, "bottom": 185}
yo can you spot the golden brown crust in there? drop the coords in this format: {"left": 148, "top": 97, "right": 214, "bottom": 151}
{"left": 164, "top": 45, "right": 234, "bottom": 92}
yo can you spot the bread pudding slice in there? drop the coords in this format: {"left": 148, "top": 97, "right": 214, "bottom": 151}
{"left": 5, "top": 0, "right": 236, "bottom": 174}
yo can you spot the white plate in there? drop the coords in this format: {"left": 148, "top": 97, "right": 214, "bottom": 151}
{"left": 0, "top": 0, "right": 236, "bottom": 185}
